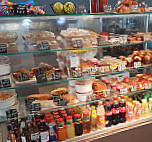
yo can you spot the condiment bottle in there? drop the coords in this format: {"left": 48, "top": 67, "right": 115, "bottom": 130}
{"left": 39, "top": 114, "right": 49, "bottom": 142}
{"left": 90, "top": 106, "right": 97, "bottom": 131}
{"left": 83, "top": 112, "right": 91, "bottom": 134}
{"left": 66, "top": 116, "right": 75, "bottom": 139}
{"left": 74, "top": 114, "right": 83, "bottom": 136}
{"left": 48, "top": 119, "right": 57, "bottom": 142}
{"left": 97, "top": 104, "right": 105, "bottom": 129}
{"left": 30, "top": 122, "right": 40, "bottom": 142}
{"left": 57, "top": 118, "right": 66, "bottom": 141}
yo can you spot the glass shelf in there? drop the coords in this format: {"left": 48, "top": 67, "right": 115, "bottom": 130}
{"left": 0, "top": 88, "right": 151, "bottom": 123}
{"left": 0, "top": 12, "right": 151, "bottom": 18}
{"left": 0, "top": 65, "right": 151, "bottom": 92}
{"left": 0, "top": 41, "right": 149, "bottom": 56}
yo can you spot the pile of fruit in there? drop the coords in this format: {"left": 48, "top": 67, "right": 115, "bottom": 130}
{"left": 52, "top": 2, "right": 75, "bottom": 14}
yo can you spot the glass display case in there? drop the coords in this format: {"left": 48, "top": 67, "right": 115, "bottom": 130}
{"left": 1, "top": 12, "right": 152, "bottom": 141}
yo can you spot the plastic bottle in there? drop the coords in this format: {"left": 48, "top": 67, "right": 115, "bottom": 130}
{"left": 126, "top": 102, "right": 134, "bottom": 121}
{"left": 149, "top": 98, "right": 152, "bottom": 115}
{"left": 66, "top": 116, "right": 75, "bottom": 139}
{"left": 134, "top": 101, "right": 141, "bottom": 119}
{"left": 141, "top": 99, "right": 149, "bottom": 117}
{"left": 57, "top": 118, "right": 66, "bottom": 141}
{"left": 48, "top": 119, "right": 57, "bottom": 142}
{"left": 83, "top": 112, "right": 91, "bottom": 134}
{"left": 90, "top": 106, "right": 97, "bottom": 131}
{"left": 119, "top": 95, "right": 126, "bottom": 123}
{"left": 112, "top": 97, "right": 119, "bottom": 125}
{"left": 97, "top": 104, "right": 105, "bottom": 129}
{"left": 104, "top": 99, "right": 113, "bottom": 127}
{"left": 74, "top": 114, "right": 83, "bottom": 136}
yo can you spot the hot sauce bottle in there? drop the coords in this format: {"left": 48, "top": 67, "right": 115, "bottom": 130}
{"left": 57, "top": 118, "right": 66, "bottom": 141}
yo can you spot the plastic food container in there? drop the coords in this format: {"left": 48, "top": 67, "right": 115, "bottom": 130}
{"left": 76, "top": 91, "right": 93, "bottom": 102}
{"left": 75, "top": 79, "right": 93, "bottom": 94}
{"left": 0, "top": 56, "right": 10, "bottom": 76}
{"left": 0, "top": 90, "right": 17, "bottom": 109}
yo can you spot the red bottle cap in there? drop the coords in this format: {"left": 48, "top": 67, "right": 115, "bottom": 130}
{"left": 53, "top": 112, "right": 59, "bottom": 115}
{"left": 50, "top": 120, "right": 56, "bottom": 123}
{"left": 45, "top": 112, "right": 51, "bottom": 115}
{"left": 57, "top": 118, "right": 64, "bottom": 122}
{"left": 68, "top": 108, "right": 73, "bottom": 112}
{"left": 113, "top": 97, "right": 117, "bottom": 100}
{"left": 74, "top": 114, "right": 81, "bottom": 118}
{"left": 120, "top": 95, "right": 124, "bottom": 99}
{"left": 66, "top": 116, "right": 72, "bottom": 120}
{"left": 46, "top": 117, "right": 51, "bottom": 122}
{"left": 83, "top": 112, "right": 89, "bottom": 116}
{"left": 60, "top": 110, "right": 66, "bottom": 114}
{"left": 63, "top": 114, "right": 67, "bottom": 117}
{"left": 54, "top": 115, "right": 60, "bottom": 119}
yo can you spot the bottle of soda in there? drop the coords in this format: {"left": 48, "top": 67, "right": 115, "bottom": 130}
{"left": 104, "top": 99, "right": 112, "bottom": 127}
{"left": 119, "top": 95, "right": 126, "bottom": 123}
{"left": 112, "top": 97, "right": 119, "bottom": 125}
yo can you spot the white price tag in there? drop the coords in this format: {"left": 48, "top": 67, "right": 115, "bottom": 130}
{"left": 134, "top": 62, "right": 141, "bottom": 68}
{"left": 143, "top": 34, "right": 151, "bottom": 41}
{"left": 120, "top": 88, "right": 127, "bottom": 94}
{"left": 70, "top": 56, "right": 80, "bottom": 68}
{"left": 118, "top": 65, "right": 126, "bottom": 71}
{"left": 130, "top": 85, "right": 137, "bottom": 92}
{"left": 103, "top": 89, "right": 110, "bottom": 97}
{"left": 144, "top": 83, "right": 152, "bottom": 89}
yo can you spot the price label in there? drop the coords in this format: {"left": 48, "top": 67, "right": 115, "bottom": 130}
{"left": 0, "top": 44, "right": 7, "bottom": 53}
{"left": 37, "top": 42, "right": 50, "bottom": 51}
{"left": 76, "top": 4, "right": 87, "bottom": 14}
{"left": 118, "top": 64, "right": 126, "bottom": 71}
{"left": 103, "top": 89, "right": 110, "bottom": 97}
{"left": 51, "top": 95, "right": 60, "bottom": 102}
{"left": 72, "top": 40, "right": 83, "bottom": 48}
{"left": 13, "top": 5, "right": 27, "bottom": 15}
{"left": 111, "top": 38, "right": 119, "bottom": 44}
{"left": 120, "top": 88, "right": 127, "bottom": 94}
{"left": 30, "top": 103, "right": 41, "bottom": 112}
{"left": 51, "top": 71, "right": 61, "bottom": 80}
{"left": 144, "top": 83, "right": 152, "bottom": 89}
{"left": 87, "top": 67, "right": 98, "bottom": 75}
{"left": 130, "top": 85, "right": 137, "bottom": 92}
{"left": 130, "top": 5, "right": 139, "bottom": 12}
{"left": 36, "top": 73, "right": 47, "bottom": 83}
{"left": 25, "top": 98, "right": 35, "bottom": 105}
{"left": 70, "top": 56, "right": 80, "bottom": 68}
{"left": 17, "top": 73, "right": 29, "bottom": 82}
{"left": 6, "top": 109, "right": 18, "bottom": 119}
{"left": 134, "top": 62, "right": 141, "bottom": 68}
{"left": 143, "top": 34, "right": 151, "bottom": 41}
{"left": 72, "top": 70, "right": 82, "bottom": 78}
{"left": 103, "top": 5, "right": 112, "bottom": 13}
{"left": 0, "top": 78, "right": 11, "bottom": 89}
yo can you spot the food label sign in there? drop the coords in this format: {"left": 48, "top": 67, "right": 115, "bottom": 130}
{"left": 0, "top": 44, "right": 7, "bottom": 53}
{"left": 0, "top": 78, "right": 11, "bottom": 89}
{"left": 35, "top": 68, "right": 47, "bottom": 83}
{"left": 17, "top": 73, "right": 30, "bottom": 82}
{"left": 13, "top": 5, "right": 27, "bottom": 15}
{"left": 37, "top": 42, "right": 50, "bottom": 51}
{"left": 30, "top": 103, "right": 41, "bottom": 111}
{"left": 130, "top": 5, "right": 139, "bottom": 12}
{"left": 72, "top": 40, "right": 83, "bottom": 48}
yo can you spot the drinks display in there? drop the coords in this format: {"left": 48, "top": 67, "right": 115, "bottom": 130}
{"left": 119, "top": 95, "right": 126, "bottom": 123}
{"left": 97, "top": 103, "right": 105, "bottom": 129}
{"left": 90, "top": 106, "right": 97, "bottom": 131}
{"left": 83, "top": 112, "right": 91, "bottom": 134}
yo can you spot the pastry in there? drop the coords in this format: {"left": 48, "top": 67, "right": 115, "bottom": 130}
{"left": 61, "top": 94, "right": 76, "bottom": 103}
{"left": 50, "top": 88, "right": 68, "bottom": 96}
{"left": 28, "top": 94, "right": 51, "bottom": 100}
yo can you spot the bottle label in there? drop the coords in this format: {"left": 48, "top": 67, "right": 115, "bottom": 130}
{"left": 7, "top": 140, "right": 11, "bottom": 142}
{"left": 112, "top": 108, "right": 119, "bottom": 114}
{"left": 91, "top": 110, "right": 97, "bottom": 118}
{"left": 40, "top": 131, "right": 49, "bottom": 142}
{"left": 66, "top": 120, "right": 72, "bottom": 125}
{"left": 119, "top": 106, "right": 126, "bottom": 113}
{"left": 105, "top": 110, "right": 112, "bottom": 116}
{"left": 57, "top": 122, "right": 63, "bottom": 128}
{"left": 97, "top": 115, "right": 105, "bottom": 125}
{"left": 21, "top": 136, "right": 27, "bottom": 142}
{"left": 31, "top": 132, "right": 39, "bottom": 141}
{"left": 83, "top": 116, "right": 89, "bottom": 121}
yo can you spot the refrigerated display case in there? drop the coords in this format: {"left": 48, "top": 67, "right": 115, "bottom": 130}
{"left": 1, "top": 12, "right": 152, "bottom": 141}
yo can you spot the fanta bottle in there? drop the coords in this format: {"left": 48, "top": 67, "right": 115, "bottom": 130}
{"left": 126, "top": 102, "right": 134, "bottom": 121}
{"left": 133, "top": 101, "right": 141, "bottom": 119}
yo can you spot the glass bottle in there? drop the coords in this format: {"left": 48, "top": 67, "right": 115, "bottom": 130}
{"left": 66, "top": 116, "right": 75, "bottom": 139}
{"left": 21, "top": 128, "right": 27, "bottom": 142}
{"left": 7, "top": 125, "right": 15, "bottom": 142}
{"left": 39, "top": 114, "right": 49, "bottom": 142}
{"left": 90, "top": 106, "right": 97, "bottom": 131}
{"left": 97, "top": 104, "right": 105, "bottom": 129}
{"left": 83, "top": 112, "right": 91, "bottom": 134}
{"left": 48, "top": 119, "right": 57, "bottom": 142}
{"left": 30, "top": 122, "right": 40, "bottom": 142}
{"left": 57, "top": 118, "right": 66, "bottom": 141}
{"left": 74, "top": 114, "right": 83, "bottom": 136}
{"left": 141, "top": 99, "right": 149, "bottom": 117}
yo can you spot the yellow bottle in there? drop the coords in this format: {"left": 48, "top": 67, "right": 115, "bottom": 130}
{"left": 141, "top": 99, "right": 149, "bottom": 117}
{"left": 149, "top": 98, "right": 152, "bottom": 115}
{"left": 90, "top": 106, "right": 97, "bottom": 131}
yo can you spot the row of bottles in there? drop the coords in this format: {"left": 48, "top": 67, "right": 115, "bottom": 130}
{"left": 6, "top": 93, "right": 152, "bottom": 142}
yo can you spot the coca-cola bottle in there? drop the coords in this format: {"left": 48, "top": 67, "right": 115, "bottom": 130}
{"left": 119, "top": 95, "right": 126, "bottom": 123}
{"left": 112, "top": 97, "right": 119, "bottom": 125}
{"left": 104, "top": 99, "right": 113, "bottom": 127}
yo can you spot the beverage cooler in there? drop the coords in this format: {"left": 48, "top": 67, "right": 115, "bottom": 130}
{"left": 1, "top": 11, "right": 152, "bottom": 142}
